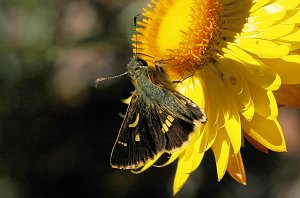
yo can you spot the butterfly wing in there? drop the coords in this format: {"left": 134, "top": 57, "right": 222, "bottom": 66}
{"left": 160, "top": 91, "right": 206, "bottom": 152}
{"left": 110, "top": 88, "right": 206, "bottom": 169}
{"left": 110, "top": 92, "right": 166, "bottom": 169}
{"left": 147, "top": 68, "right": 207, "bottom": 151}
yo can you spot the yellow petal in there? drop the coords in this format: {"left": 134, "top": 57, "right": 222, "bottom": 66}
{"left": 224, "top": 100, "right": 242, "bottom": 155}
{"left": 173, "top": 115, "right": 207, "bottom": 195}
{"left": 199, "top": 68, "right": 221, "bottom": 151}
{"left": 250, "top": 0, "right": 272, "bottom": 13}
{"left": 251, "top": 3, "right": 286, "bottom": 22}
{"left": 131, "top": 153, "right": 163, "bottom": 174}
{"left": 275, "top": 0, "right": 300, "bottom": 10}
{"left": 236, "top": 37, "right": 289, "bottom": 58}
{"left": 280, "top": 28, "right": 300, "bottom": 42}
{"left": 209, "top": 69, "right": 230, "bottom": 121}
{"left": 248, "top": 83, "right": 278, "bottom": 120}
{"left": 177, "top": 73, "right": 205, "bottom": 112}
{"left": 281, "top": 9, "right": 300, "bottom": 24}
{"left": 241, "top": 100, "right": 255, "bottom": 121}
{"left": 200, "top": 112, "right": 219, "bottom": 152}
{"left": 245, "top": 4, "right": 286, "bottom": 32}
{"left": 284, "top": 41, "right": 300, "bottom": 51}
{"left": 212, "top": 127, "right": 230, "bottom": 181}
{"left": 223, "top": 51, "right": 281, "bottom": 90}
{"left": 216, "top": 56, "right": 254, "bottom": 121}
{"left": 244, "top": 132, "right": 269, "bottom": 153}
{"left": 262, "top": 55, "right": 300, "bottom": 84}
{"left": 182, "top": 134, "right": 206, "bottom": 172}
{"left": 173, "top": 144, "right": 205, "bottom": 195}
{"left": 227, "top": 151, "right": 247, "bottom": 185}
{"left": 154, "top": 149, "right": 183, "bottom": 168}
{"left": 176, "top": 72, "right": 208, "bottom": 151}
{"left": 224, "top": 44, "right": 259, "bottom": 65}
{"left": 244, "top": 62, "right": 282, "bottom": 91}
{"left": 173, "top": 168, "right": 190, "bottom": 195}
{"left": 255, "top": 24, "right": 295, "bottom": 40}
{"left": 274, "top": 84, "right": 300, "bottom": 107}
{"left": 242, "top": 114, "right": 286, "bottom": 152}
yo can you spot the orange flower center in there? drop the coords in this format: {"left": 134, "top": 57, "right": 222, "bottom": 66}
{"left": 136, "top": 0, "right": 223, "bottom": 80}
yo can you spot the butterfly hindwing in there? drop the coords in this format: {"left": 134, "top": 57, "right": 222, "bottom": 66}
{"left": 110, "top": 93, "right": 166, "bottom": 169}
{"left": 157, "top": 91, "right": 206, "bottom": 152}
{"left": 155, "top": 107, "right": 193, "bottom": 152}
{"left": 172, "top": 91, "right": 206, "bottom": 122}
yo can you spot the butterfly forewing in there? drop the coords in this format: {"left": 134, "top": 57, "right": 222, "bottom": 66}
{"left": 110, "top": 93, "right": 166, "bottom": 169}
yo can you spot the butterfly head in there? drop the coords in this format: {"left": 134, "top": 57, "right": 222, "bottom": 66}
{"left": 126, "top": 55, "right": 149, "bottom": 79}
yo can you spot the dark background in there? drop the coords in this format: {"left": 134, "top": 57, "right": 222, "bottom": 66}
{"left": 0, "top": 0, "right": 300, "bottom": 197}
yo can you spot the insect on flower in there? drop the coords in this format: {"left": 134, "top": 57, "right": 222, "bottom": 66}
{"left": 95, "top": 14, "right": 207, "bottom": 170}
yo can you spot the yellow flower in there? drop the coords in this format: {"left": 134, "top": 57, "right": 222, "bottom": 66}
{"left": 131, "top": 0, "right": 300, "bottom": 195}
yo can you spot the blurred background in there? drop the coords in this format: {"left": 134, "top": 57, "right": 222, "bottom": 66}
{"left": 0, "top": 0, "right": 300, "bottom": 197}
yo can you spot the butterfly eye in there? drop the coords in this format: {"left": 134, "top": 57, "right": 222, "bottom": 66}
{"left": 137, "top": 58, "right": 148, "bottom": 66}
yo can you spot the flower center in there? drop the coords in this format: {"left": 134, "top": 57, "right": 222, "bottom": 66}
{"left": 137, "top": 0, "right": 223, "bottom": 80}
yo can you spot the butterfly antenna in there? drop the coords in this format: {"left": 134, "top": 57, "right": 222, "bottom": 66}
{"left": 133, "top": 14, "right": 155, "bottom": 61}
{"left": 95, "top": 15, "right": 141, "bottom": 88}
{"left": 95, "top": 72, "right": 128, "bottom": 88}
{"left": 133, "top": 13, "right": 141, "bottom": 59}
